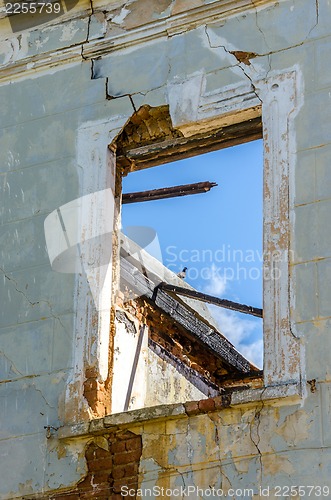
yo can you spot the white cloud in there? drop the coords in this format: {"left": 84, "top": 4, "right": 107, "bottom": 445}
{"left": 239, "top": 339, "right": 263, "bottom": 369}
{"left": 204, "top": 266, "right": 263, "bottom": 368}
{"left": 209, "top": 305, "right": 263, "bottom": 368}
{"left": 204, "top": 263, "right": 227, "bottom": 296}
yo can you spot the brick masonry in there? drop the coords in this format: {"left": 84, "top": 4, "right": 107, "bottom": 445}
{"left": 48, "top": 431, "right": 142, "bottom": 500}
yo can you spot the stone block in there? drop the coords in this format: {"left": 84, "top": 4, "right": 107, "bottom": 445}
{"left": 169, "top": 26, "right": 234, "bottom": 80}
{"left": 291, "top": 262, "right": 318, "bottom": 323}
{"left": 94, "top": 39, "right": 169, "bottom": 96}
{"left": 317, "top": 258, "right": 331, "bottom": 318}
{"left": 0, "top": 98, "right": 131, "bottom": 174}
{"left": 315, "top": 36, "right": 331, "bottom": 91}
{"left": 52, "top": 313, "right": 74, "bottom": 372}
{"left": 257, "top": 0, "right": 317, "bottom": 53}
{"left": 0, "top": 433, "right": 45, "bottom": 498}
{"left": 206, "top": 10, "right": 269, "bottom": 55}
{"left": 295, "top": 149, "right": 316, "bottom": 206}
{"left": 0, "top": 62, "right": 106, "bottom": 129}
{"left": 0, "top": 114, "right": 76, "bottom": 173}
{"left": 295, "top": 89, "right": 331, "bottom": 151}
{"left": 0, "top": 265, "right": 76, "bottom": 328}
{"left": 0, "top": 318, "right": 53, "bottom": 381}
{"left": 269, "top": 41, "right": 315, "bottom": 93}
{"left": 321, "top": 383, "right": 331, "bottom": 446}
{"left": 297, "top": 318, "right": 331, "bottom": 380}
{"left": 2, "top": 158, "right": 79, "bottom": 225}
{"left": 315, "top": 144, "right": 331, "bottom": 202}
{"left": 0, "top": 215, "right": 51, "bottom": 272}
{"left": 0, "top": 371, "right": 67, "bottom": 439}
{"left": 294, "top": 200, "right": 331, "bottom": 262}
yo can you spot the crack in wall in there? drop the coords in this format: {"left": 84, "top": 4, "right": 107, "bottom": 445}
{"left": 32, "top": 383, "right": 57, "bottom": 410}
{"left": 81, "top": 0, "right": 94, "bottom": 61}
{"left": 204, "top": 26, "right": 262, "bottom": 103}
{"left": 249, "top": 387, "right": 267, "bottom": 487}
{"left": 0, "top": 266, "right": 66, "bottom": 332}
{"left": 0, "top": 351, "right": 24, "bottom": 377}
{"left": 253, "top": 1, "right": 271, "bottom": 53}
{"left": 306, "top": 0, "right": 319, "bottom": 39}
{"left": 103, "top": 78, "right": 138, "bottom": 113}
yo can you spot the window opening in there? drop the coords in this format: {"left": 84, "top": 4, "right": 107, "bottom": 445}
{"left": 121, "top": 141, "right": 263, "bottom": 368}
{"left": 113, "top": 105, "right": 264, "bottom": 412}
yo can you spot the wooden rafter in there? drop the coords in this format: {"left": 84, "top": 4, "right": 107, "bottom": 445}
{"left": 120, "top": 256, "right": 254, "bottom": 374}
{"left": 122, "top": 181, "right": 217, "bottom": 204}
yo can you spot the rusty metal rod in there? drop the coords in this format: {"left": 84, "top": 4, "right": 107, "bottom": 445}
{"left": 159, "top": 283, "right": 263, "bottom": 318}
{"left": 122, "top": 181, "right": 218, "bottom": 204}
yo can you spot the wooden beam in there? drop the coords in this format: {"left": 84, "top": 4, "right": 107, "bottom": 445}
{"left": 124, "top": 324, "right": 147, "bottom": 412}
{"left": 120, "top": 257, "right": 252, "bottom": 373}
{"left": 148, "top": 338, "right": 222, "bottom": 397}
{"left": 122, "top": 181, "right": 217, "bottom": 204}
{"left": 117, "top": 116, "right": 262, "bottom": 172}
{"left": 159, "top": 284, "right": 263, "bottom": 318}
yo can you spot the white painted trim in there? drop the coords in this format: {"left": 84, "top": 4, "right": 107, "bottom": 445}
{"left": 167, "top": 69, "right": 304, "bottom": 391}
{"left": 63, "top": 68, "right": 304, "bottom": 423}
{"left": 63, "top": 116, "right": 131, "bottom": 423}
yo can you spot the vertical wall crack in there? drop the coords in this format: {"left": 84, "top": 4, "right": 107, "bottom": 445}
{"left": 204, "top": 26, "right": 263, "bottom": 103}
{"left": 0, "top": 266, "right": 66, "bottom": 331}
{"left": 82, "top": 0, "right": 94, "bottom": 60}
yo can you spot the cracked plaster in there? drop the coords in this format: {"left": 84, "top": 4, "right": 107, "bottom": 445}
{"left": 0, "top": 0, "right": 330, "bottom": 497}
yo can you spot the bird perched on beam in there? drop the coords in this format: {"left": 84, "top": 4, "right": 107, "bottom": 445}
{"left": 177, "top": 267, "right": 187, "bottom": 279}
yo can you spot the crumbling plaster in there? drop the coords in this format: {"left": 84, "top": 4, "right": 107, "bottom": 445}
{"left": 0, "top": 0, "right": 331, "bottom": 497}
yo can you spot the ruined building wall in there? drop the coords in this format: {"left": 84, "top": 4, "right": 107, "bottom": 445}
{"left": 0, "top": 0, "right": 331, "bottom": 498}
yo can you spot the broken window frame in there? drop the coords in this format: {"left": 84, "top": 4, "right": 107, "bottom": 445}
{"left": 113, "top": 73, "right": 304, "bottom": 408}
{"left": 62, "top": 71, "right": 304, "bottom": 424}
{"left": 116, "top": 119, "right": 264, "bottom": 403}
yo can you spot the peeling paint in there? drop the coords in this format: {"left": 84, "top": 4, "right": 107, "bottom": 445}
{"left": 0, "top": 0, "right": 330, "bottom": 498}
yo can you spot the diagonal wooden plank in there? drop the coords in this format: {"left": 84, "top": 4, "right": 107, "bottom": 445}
{"left": 120, "top": 257, "right": 252, "bottom": 373}
{"left": 159, "top": 283, "right": 263, "bottom": 318}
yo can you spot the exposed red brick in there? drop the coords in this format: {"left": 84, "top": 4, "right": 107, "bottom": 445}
{"left": 214, "top": 394, "right": 232, "bottom": 410}
{"left": 85, "top": 367, "right": 98, "bottom": 379}
{"left": 50, "top": 494, "right": 80, "bottom": 500}
{"left": 86, "top": 445, "right": 109, "bottom": 461}
{"left": 123, "top": 462, "right": 139, "bottom": 477}
{"left": 112, "top": 477, "right": 137, "bottom": 493}
{"left": 184, "top": 401, "right": 199, "bottom": 416}
{"left": 125, "top": 437, "right": 141, "bottom": 452}
{"left": 88, "top": 456, "right": 114, "bottom": 472}
{"left": 84, "top": 379, "right": 98, "bottom": 392}
{"left": 112, "top": 464, "right": 126, "bottom": 480}
{"left": 113, "top": 449, "right": 142, "bottom": 465}
{"left": 50, "top": 433, "right": 142, "bottom": 499}
{"left": 198, "top": 398, "right": 216, "bottom": 412}
{"left": 110, "top": 440, "right": 126, "bottom": 454}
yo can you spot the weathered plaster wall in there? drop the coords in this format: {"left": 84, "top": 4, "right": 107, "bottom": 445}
{"left": 0, "top": 0, "right": 331, "bottom": 497}
{"left": 114, "top": 296, "right": 207, "bottom": 413}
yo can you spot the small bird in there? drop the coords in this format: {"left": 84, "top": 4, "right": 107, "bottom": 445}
{"left": 177, "top": 267, "right": 187, "bottom": 279}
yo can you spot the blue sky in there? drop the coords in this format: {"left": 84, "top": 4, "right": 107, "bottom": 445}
{"left": 122, "top": 140, "right": 263, "bottom": 367}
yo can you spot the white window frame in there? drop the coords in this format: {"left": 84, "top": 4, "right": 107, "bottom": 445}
{"left": 63, "top": 69, "right": 304, "bottom": 424}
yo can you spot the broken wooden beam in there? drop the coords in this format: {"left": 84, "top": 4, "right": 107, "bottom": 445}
{"left": 159, "top": 283, "right": 263, "bottom": 318}
{"left": 120, "top": 256, "right": 252, "bottom": 373}
{"left": 117, "top": 116, "right": 262, "bottom": 172}
{"left": 122, "top": 181, "right": 217, "bottom": 204}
